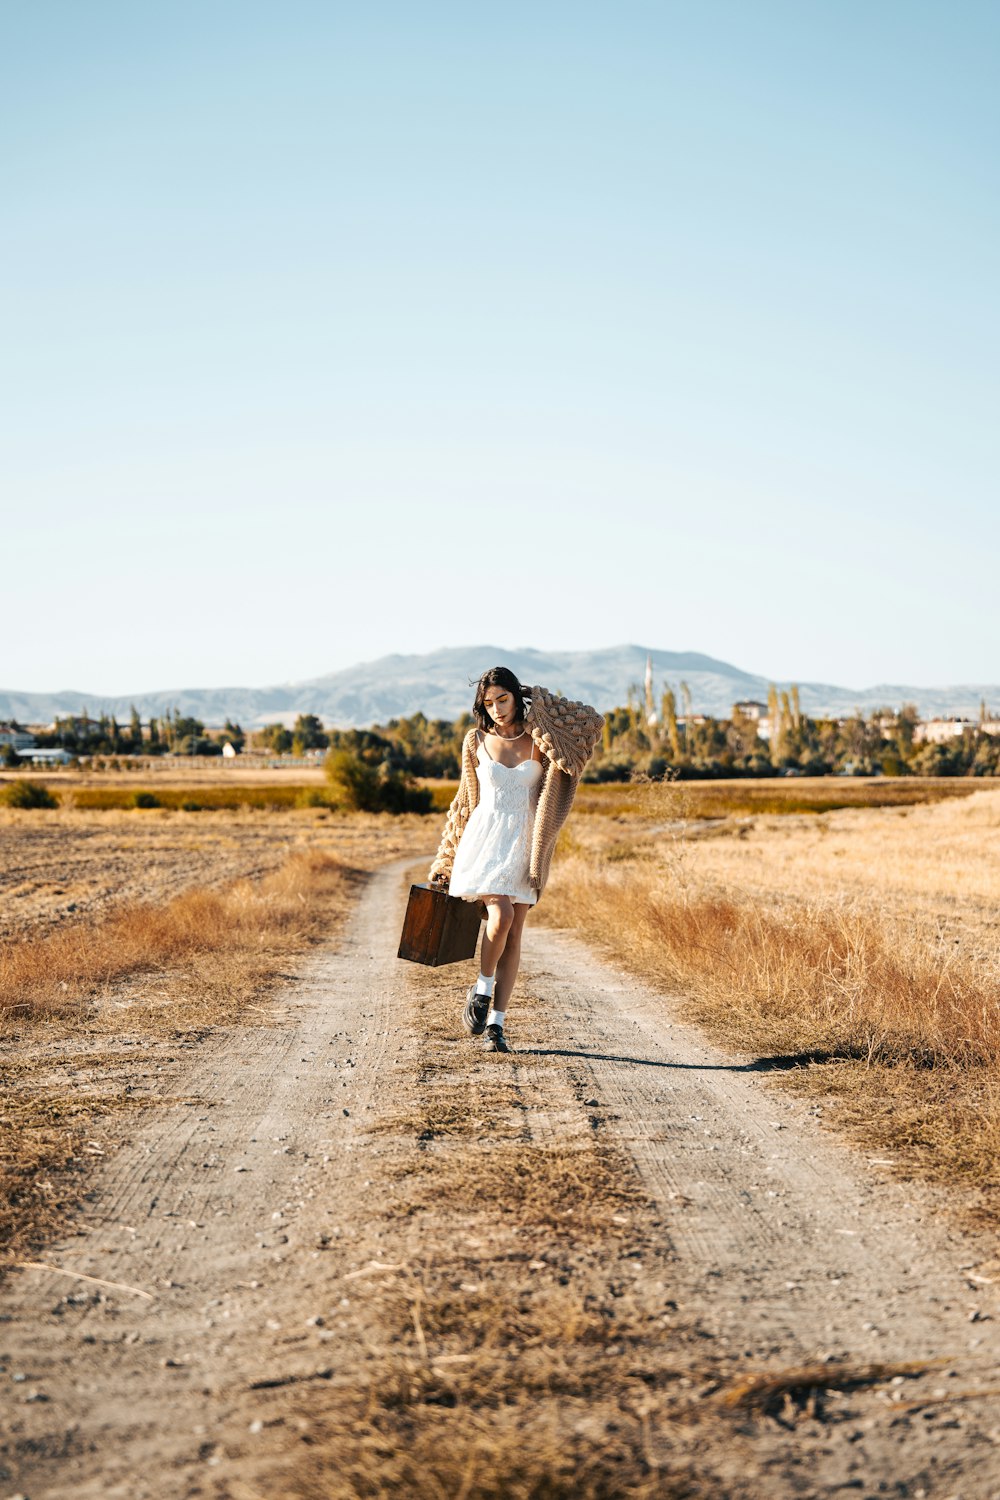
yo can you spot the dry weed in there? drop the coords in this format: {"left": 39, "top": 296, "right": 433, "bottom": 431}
{"left": 715, "top": 1359, "right": 935, "bottom": 1414}
{"left": 0, "top": 1084, "right": 146, "bottom": 1259}
{"left": 0, "top": 851, "right": 360, "bottom": 1025}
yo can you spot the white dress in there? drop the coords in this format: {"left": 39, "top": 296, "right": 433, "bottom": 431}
{"left": 449, "top": 740, "right": 544, "bottom": 906}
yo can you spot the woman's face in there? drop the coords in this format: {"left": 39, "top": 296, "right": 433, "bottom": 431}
{"left": 483, "top": 686, "right": 517, "bottom": 726}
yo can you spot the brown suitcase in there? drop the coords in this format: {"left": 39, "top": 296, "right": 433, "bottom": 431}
{"left": 397, "top": 883, "right": 484, "bottom": 967}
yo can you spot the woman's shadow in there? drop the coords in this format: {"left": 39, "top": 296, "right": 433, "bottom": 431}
{"left": 518, "top": 1045, "right": 864, "bottom": 1073}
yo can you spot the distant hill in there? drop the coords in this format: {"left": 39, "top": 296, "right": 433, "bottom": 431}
{"left": 2, "top": 644, "right": 998, "bottom": 728}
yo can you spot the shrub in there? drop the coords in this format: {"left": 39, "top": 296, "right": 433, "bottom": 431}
{"left": 131, "top": 791, "right": 161, "bottom": 808}
{"left": 3, "top": 779, "right": 59, "bottom": 809}
{"left": 324, "top": 749, "right": 432, "bottom": 813}
{"left": 325, "top": 748, "right": 379, "bottom": 810}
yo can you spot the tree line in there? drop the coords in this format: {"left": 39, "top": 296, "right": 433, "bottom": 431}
{"left": 591, "top": 686, "right": 1000, "bottom": 779}
{"left": 10, "top": 694, "right": 1000, "bottom": 779}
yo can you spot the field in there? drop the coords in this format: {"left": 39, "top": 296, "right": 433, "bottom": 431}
{"left": 3, "top": 773, "right": 1000, "bottom": 1496}
{"left": 541, "top": 777, "right": 1000, "bottom": 1216}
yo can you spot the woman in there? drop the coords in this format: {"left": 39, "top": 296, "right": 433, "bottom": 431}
{"left": 429, "top": 666, "right": 603, "bottom": 1053}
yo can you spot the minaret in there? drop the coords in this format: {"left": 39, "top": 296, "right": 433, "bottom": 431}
{"left": 645, "top": 654, "right": 658, "bottom": 725}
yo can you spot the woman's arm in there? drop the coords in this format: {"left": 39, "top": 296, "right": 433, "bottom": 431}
{"left": 428, "top": 731, "right": 475, "bottom": 886}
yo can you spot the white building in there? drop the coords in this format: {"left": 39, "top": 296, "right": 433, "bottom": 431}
{"left": 0, "top": 725, "right": 36, "bottom": 750}
{"left": 16, "top": 747, "right": 74, "bottom": 765}
{"left": 913, "top": 718, "right": 973, "bottom": 744}
{"left": 732, "top": 700, "right": 768, "bottom": 721}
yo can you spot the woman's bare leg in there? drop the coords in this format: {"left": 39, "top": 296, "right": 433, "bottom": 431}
{"left": 480, "top": 896, "right": 514, "bottom": 978}
{"left": 491, "top": 903, "right": 530, "bottom": 1018}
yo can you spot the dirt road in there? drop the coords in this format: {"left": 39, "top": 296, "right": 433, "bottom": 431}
{"left": 3, "top": 859, "right": 1000, "bottom": 1498}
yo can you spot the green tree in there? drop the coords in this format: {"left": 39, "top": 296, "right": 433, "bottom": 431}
{"left": 261, "top": 723, "right": 293, "bottom": 754}
{"left": 661, "top": 687, "right": 681, "bottom": 760}
{"left": 292, "top": 713, "right": 329, "bottom": 750}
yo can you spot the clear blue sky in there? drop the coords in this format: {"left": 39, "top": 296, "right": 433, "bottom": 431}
{"left": 3, "top": 1, "right": 998, "bottom": 695}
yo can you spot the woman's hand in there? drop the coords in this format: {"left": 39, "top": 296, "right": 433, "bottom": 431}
{"left": 429, "top": 870, "right": 450, "bottom": 890}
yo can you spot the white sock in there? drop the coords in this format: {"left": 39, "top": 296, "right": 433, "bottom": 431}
{"left": 475, "top": 973, "right": 495, "bottom": 997}
{"left": 485, "top": 1008, "right": 505, "bottom": 1030}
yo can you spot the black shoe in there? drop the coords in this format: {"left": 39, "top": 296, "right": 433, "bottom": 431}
{"left": 462, "top": 984, "right": 490, "bottom": 1036}
{"left": 482, "top": 1024, "right": 511, "bottom": 1054}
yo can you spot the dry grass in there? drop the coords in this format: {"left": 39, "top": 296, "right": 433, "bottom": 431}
{"left": 715, "top": 1359, "right": 935, "bottom": 1414}
{"left": 0, "top": 850, "right": 361, "bottom": 1025}
{"left": 374, "top": 1081, "right": 530, "bottom": 1140}
{"left": 0, "top": 1083, "right": 146, "bottom": 1261}
{"left": 539, "top": 785, "right": 1000, "bottom": 1212}
{"left": 546, "top": 858, "right": 1000, "bottom": 1067}
{"left": 397, "top": 1138, "right": 644, "bottom": 1236}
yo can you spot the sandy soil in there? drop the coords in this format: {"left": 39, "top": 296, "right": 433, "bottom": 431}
{"left": 2, "top": 860, "right": 1000, "bottom": 1497}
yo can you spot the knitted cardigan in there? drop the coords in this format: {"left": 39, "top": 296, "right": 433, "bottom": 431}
{"left": 429, "top": 686, "right": 604, "bottom": 897}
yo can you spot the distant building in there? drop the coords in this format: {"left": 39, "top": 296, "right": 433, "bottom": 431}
{"left": 46, "top": 715, "right": 107, "bottom": 736}
{"left": 913, "top": 718, "right": 973, "bottom": 744}
{"left": 221, "top": 741, "right": 239, "bottom": 758}
{"left": 0, "top": 725, "right": 36, "bottom": 750}
{"left": 732, "top": 700, "right": 768, "bottom": 721}
{"left": 16, "top": 747, "right": 73, "bottom": 765}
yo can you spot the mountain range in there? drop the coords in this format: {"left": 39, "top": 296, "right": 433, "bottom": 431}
{"left": 2, "top": 646, "right": 998, "bottom": 729}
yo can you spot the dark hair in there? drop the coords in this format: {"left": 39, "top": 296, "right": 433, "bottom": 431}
{"left": 471, "top": 666, "right": 529, "bottom": 732}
